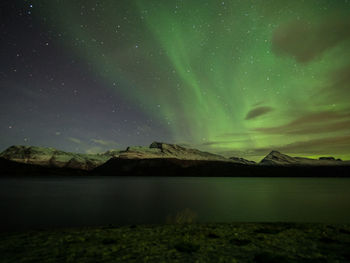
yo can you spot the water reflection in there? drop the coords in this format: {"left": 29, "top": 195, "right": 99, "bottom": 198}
{"left": 0, "top": 176, "right": 350, "bottom": 230}
{"left": 166, "top": 208, "right": 198, "bottom": 224}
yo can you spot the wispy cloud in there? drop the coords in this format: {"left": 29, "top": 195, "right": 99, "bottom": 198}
{"left": 66, "top": 137, "right": 119, "bottom": 153}
{"left": 272, "top": 17, "right": 350, "bottom": 63}
{"left": 321, "top": 64, "right": 350, "bottom": 101}
{"left": 216, "top": 132, "right": 255, "bottom": 138}
{"left": 266, "top": 135, "right": 350, "bottom": 155}
{"left": 199, "top": 139, "right": 253, "bottom": 147}
{"left": 91, "top": 138, "right": 118, "bottom": 146}
{"left": 254, "top": 110, "right": 350, "bottom": 135}
{"left": 245, "top": 106, "right": 274, "bottom": 120}
{"left": 85, "top": 146, "right": 104, "bottom": 154}
{"left": 68, "top": 137, "right": 82, "bottom": 144}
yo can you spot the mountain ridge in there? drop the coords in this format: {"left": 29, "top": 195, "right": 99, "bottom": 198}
{"left": 0, "top": 143, "right": 349, "bottom": 172}
{"left": 260, "top": 150, "right": 348, "bottom": 166}
{"left": 0, "top": 142, "right": 256, "bottom": 170}
{"left": 0, "top": 145, "right": 120, "bottom": 170}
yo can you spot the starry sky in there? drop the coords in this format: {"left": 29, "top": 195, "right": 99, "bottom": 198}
{"left": 1, "top": 0, "right": 350, "bottom": 161}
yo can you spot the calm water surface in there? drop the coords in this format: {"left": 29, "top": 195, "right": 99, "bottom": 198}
{"left": 1, "top": 176, "right": 350, "bottom": 230}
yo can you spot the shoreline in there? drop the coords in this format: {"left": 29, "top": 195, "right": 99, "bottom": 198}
{"left": 1, "top": 222, "right": 350, "bottom": 262}
{"left": 2, "top": 156, "right": 350, "bottom": 177}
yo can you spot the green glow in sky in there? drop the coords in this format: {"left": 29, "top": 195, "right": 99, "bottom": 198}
{"left": 39, "top": 0, "right": 350, "bottom": 160}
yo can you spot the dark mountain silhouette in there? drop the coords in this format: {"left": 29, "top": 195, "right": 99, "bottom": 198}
{"left": 1, "top": 143, "right": 349, "bottom": 177}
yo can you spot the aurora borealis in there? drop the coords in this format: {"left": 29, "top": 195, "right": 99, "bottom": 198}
{"left": 1, "top": 0, "right": 350, "bottom": 160}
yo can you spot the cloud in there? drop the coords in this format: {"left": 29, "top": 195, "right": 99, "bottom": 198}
{"left": 199, "top": 139, "right": 251, "bottom": 147}
{"left": 68, "top": 137, "right": 82, "bottom": 144}
{"left": 254, "top": 110, "right": 350, "bottom": 135}
{"left": 324, "top": 64, "right": 350, "bottom": 98}
{"left": 86, "top": 147, "right": 104, "bottom": 154}
{"left": 66, "top": 138, "right": 118, "bottom": 153}
{"left": 91, "top": 138, "right": 118, "bottom": 146}
{"left": 272, "top": 18, "right": 350, "bottom": 63}
{"left": 245, "top": 106, "right": 274, "bottom": 120}
{"left": 332, "top": 64, "right": 350, "bottom": 90}
{"left": 216, "top": 132, "right": 255, "bottom": 138}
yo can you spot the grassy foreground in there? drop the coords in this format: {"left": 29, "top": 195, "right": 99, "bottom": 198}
{"left": 1, "top": 223, "right": 350, "bottom": 263}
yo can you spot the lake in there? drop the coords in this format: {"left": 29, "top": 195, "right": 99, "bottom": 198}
{"left": 1, "top": 176, "right": 350, "bottom": 230}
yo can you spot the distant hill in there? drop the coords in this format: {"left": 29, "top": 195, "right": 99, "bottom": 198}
{"left": 260, "top": 151, "right": 349, "bottom": 166}
{"left": 0, "top": 145, "right": 120, "bottom": 170}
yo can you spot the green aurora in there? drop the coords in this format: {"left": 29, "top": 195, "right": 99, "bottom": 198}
{"left": 37, "top": 0, "right": 350, "bottom": 160}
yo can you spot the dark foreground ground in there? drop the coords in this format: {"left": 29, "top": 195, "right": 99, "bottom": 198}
{"left": 1, "top": 223, "right": 350, "bottom": 263}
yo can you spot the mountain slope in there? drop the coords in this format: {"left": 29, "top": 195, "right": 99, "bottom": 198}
{"left": 0, "top": 145, "right": 120, "bottom": 170}
{"left": 0, "top": 142, "right": 253, "bottom": 171}
{"left": 0, "top": 157, "right": 88, "bottom": 176}
{"left": 260, "top": 151, "right": 349, "bottom": 166}
{"left": 117, "top": 142, "right": 229, "bottom": 161}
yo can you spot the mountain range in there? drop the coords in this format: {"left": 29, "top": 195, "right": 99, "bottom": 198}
{"left": 0, "top": 142, "right": 349, "bottom": 177}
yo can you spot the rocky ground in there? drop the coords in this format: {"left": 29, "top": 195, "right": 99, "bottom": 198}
{"left": 1, "top": 223, "right": 350, "bottom": 262}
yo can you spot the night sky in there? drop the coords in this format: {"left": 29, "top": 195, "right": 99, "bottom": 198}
{"left": 1, "top": 0, "right": 350, "bottom": 161}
